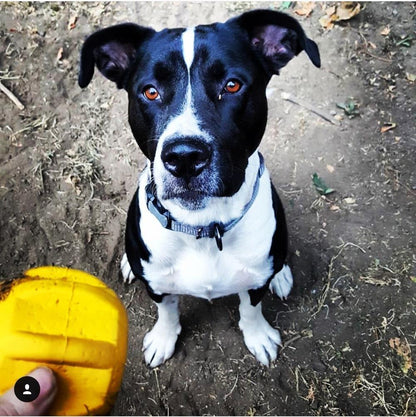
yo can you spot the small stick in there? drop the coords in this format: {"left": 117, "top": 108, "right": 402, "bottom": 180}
{"left": 358, "top": 32, "right": 392, "bottom": 63}
{"left": 281, "top": 92, "right": 337, "bottom": 125}
{"left": 0, "top": 81, "right": 25, "bottom": 110}
{"left": 224, "top": 374, "right": 239, "bottom": 400}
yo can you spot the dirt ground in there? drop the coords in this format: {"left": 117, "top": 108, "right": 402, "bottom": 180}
{"left": 1, "top": 1, "right": 415, "bottom": 415}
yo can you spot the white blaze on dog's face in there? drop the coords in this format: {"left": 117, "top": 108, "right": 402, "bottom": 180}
{"left": 152, "top": 27, "right": 220, "bottom": 212}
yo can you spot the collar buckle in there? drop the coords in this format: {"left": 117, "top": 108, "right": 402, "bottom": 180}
{"left": 213, "top": 224, "right": 223, "bottom": 251}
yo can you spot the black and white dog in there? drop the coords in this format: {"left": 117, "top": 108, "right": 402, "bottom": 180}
{"left": 79, "top": 9, "right": 320, "bottom": 367}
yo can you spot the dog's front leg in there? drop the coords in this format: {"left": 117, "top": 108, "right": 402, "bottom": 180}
{"left": 238, "top": 291, "right": 281, "bottom": 366}
{"left": 143, "top": 295, "right": 181, "bottom": 367}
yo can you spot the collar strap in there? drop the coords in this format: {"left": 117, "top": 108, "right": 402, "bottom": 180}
{"left": 145, "top": 153, "right": 265, "bottom": 251}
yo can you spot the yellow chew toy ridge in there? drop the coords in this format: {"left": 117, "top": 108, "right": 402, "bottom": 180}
{"left": 0, "top": 266, "right": 128, "bottom": 415}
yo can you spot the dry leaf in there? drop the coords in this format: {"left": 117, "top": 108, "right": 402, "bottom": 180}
{"left": 325, "top": 5, "right": 336, "bottom": 16}
{"left": 306, "top": 385, "right": 315, "bottom": 401}
{"left": 319, "top": 14, "right": 335, "bottom": 30}
{"left": 344, "top": 197, "right": 356, "bottom": 204}
{"left": 294, "top": 2, "right": 316, "bottom": 17}
{"left": 389, "top": 338, "right": 413, "bottom": 374}
{"left": 335, "top": 2, "right": 361, "bottom": 21}
{"left": 381, "top": 26, "right": 391, "bottom": 36}
{"left": 406, "top": 72, "right": 416, "bottom": 82}
{"left": 65, "top": 174, "right": 81, "bottom": 195}
{"left": 68, "top": 15, "right": 78, "bottom": 31}
{"left": 381, "top": 123, "right": 397, "bottom": 133}
{"left": 320, "top": 2, "right": 361, "bottom": 30}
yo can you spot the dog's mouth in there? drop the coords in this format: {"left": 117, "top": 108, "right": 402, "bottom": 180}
{"left": 163, "top": 189, "right": 213, "bottom": 210}
{"left": 158, "top": 171, "right": 222, "bottom": 210}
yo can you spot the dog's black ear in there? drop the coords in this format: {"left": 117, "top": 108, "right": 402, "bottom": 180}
{"left": 229, "top": 9, "right": 320, "bottom": 74}
{"left": 79, "top": 23, "right": 155, "bottom": 89}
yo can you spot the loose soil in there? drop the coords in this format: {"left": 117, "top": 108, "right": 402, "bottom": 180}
{"left": 1, "top": 2, "right": 415, "bottom": 415}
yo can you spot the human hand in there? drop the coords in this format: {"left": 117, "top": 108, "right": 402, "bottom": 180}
{"left": 0, "top": 368, "right": 57, "bottom": 416}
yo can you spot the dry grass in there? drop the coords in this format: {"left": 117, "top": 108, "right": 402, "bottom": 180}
{"left": 310, "top": 241, "right": 366, "bottom": 319}
{"left": 360, "top": 256, "right": 412, "bottom": 287}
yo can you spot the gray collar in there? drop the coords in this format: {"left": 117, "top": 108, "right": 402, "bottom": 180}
{"left": 145, "top": 153, "right": 265, "bottom": 251}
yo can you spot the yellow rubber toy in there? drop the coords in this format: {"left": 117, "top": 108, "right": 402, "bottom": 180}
{"left": 0, "top": 266, "right": 128, "bottom": 415}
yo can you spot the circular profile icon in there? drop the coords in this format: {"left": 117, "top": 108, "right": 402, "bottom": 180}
{"left": 14, "top": 376, "right": 41, "bottom": 402}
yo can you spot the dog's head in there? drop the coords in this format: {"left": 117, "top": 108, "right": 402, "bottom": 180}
{"left": 79, "top": 10, "right": 320, "bottom": 210}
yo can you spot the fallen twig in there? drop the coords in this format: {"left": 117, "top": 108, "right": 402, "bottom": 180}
{"left": 224, "top": 374, "right": 239, "bottom": 400}
{"left": 283, "top": 330, "right": 313, "bottom": 349}
{"left": 0, "top": 81, "right": 25, "bottom": 110}
{"left": 358, "top": 31, "right": 393, "bottom": 63}
{"left": 281, "top": 92, "right": 338, "bottom": 125}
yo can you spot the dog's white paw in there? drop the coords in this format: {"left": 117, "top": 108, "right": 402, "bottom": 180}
{"left": 269, "top": 264, "right": 293, "bottom": 299}
{"left": 121, "top": 253, "right": 136, "bottom": 283}
{"left": 239, "top": 314, "right": 281, "bottom": 366}
{"left": 143, "top": 320, "right": 182, "bottom": 368}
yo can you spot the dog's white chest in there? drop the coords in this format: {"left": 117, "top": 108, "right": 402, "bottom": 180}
{"left": 143, "top": 239, "right": 273, "bottom": 299}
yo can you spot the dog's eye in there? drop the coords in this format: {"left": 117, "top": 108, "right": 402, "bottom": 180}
{"left": 143, "top": 86, "right": 160, "bottom": 101}
{"left": 224, "top": 79, "right": 241, "bottom": 94}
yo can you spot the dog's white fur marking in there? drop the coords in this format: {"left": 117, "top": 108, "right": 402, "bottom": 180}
{"left": 122, "top": 252, "right": 293, "bottom": 301}
{"left": 121, "top": 253, "right": 135, "bottom": 283}
{"left": 182, "top": 27, "right": 195, "bottom": 124}
{"left": 238, "top": 292, "right": 281, "bottom": 366}
{"left": 153, "top": 27, "right": 214, "bottom": 200}
{"left": 157, "top": 30, "right": 200, "bottom": 143}
{"left": 182, "top": 27, "right": 195, "bottom": 72}
{"left": 142, "top": 295, "right": 181, "bottom": 367}
{"left": 269, "top": 264, "right": 293, "bottom": 299}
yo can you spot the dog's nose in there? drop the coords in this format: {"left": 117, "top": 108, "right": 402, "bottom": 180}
{"left": 161, "top": 140, "right": 211, "bottom": 179}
